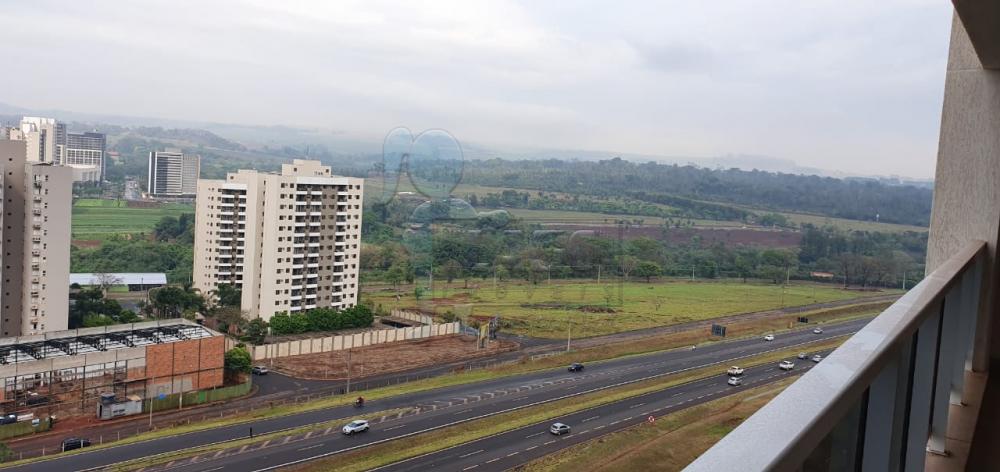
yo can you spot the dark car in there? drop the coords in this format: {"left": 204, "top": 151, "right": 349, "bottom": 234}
{"left": 568, "top": 363, "right": 584, "bottom": 372}
{"left": 61, "top": 437, "right": 91, "bottom": 452}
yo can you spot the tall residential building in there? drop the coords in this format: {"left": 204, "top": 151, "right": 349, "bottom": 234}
{"left": 63, "top": 131, "right": 106, "bottom": 183}
{"left": 147, "top": 149, "right": 199, "bottom": 197}
{"left": 18, "top": 117, "right": 64, "bottom": 164}
{"left": 193, "top": 159, "right": 364, "bottom": 321}
{"left": 0, "top": 140, "right": 72, "bottom": 336}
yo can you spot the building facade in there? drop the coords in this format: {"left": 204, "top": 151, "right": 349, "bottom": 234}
{"left": 147, "top": 149, "right": 200, "bottom": 197}
{"left": 193, "top": 159, "right": 363, "bottom": 321}
{"left": 17, "top": 117, "right": 62, "bottom": 164}
{"left": 0, "top": 320, "right": 224, "bottom": 420}
{"left": 0, "top": 140, "right": 73, "bottom": 336}
{"left": 63, "top": 131, "right": 106, "bottom": 183}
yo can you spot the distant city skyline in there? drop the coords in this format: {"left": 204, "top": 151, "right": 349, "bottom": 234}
{"left": 0, "top": 1, "right": 951, "bottom": 178}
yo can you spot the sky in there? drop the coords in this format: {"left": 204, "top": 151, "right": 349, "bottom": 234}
{"left": 0, "top": 0, "right": 953, "bottom": 178}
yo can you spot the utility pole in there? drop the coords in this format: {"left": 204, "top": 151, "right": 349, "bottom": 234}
{"left": 902, "top": 271, "right": 907, "bottom": 290}
{"left": 566, "top": 317, "right": 572, "bottom": 352}
{"left": 691, "top": 267, "right": 695, "bottom": 282}
{"left": 597, "top": 265, "right": 601, "bottom": 285}
{"left": 346, "top": 349, "right": 352, "bottom": 394}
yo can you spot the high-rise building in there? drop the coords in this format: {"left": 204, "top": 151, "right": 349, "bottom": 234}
{"left": 0, "top": 140, "right": 72, "bottom": 336}
{"left": 18, "top": 117, "right": 63, "bottom": 164}
{"left": 147, "top": 149, "right": 199, "bottom": 197}
{"left": 63, "top": 131, "right": 106, "bottom": 183}
{"left": 193, "top": 159, "right": 364, "bottom": 321}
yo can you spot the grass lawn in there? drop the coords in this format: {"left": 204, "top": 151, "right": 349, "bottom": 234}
{"left": 71, "top": 199, "right": 194, "bottom": 239}
{"left": 364, "top": 280, "right": 890, "bottom": 338}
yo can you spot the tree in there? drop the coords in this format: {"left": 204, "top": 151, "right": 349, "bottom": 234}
{"left": 618, "top": 255, "right": 638, "bottom": 281}
{"left": 634, "top": 261, "right": 662, "bottom": 282}
{"left": 214, "top": 284, "right": 242, "bottom": 308}
{"left": 148, "top": 285, "right": 204, "bottom": 319}
{"left": 93, "top": 272, "right": 123, "bottom": 296}
{"left": 69, "top": 287, "right": 139, "bottom": 329}
{"left": 242, "top": 318, "right": 268, "bottom": 345}
{"left": 224, "top": 347, "right": 252, "bottom": 374}
{"left": 441, "top": 259, "right": 463, "bottom": 284}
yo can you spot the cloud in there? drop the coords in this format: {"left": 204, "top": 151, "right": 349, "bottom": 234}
{"left": 0, "top": 0, "right": 952, "bottom": 178}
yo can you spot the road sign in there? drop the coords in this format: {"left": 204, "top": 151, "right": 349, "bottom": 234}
{"left": 647, "top": 415, "right": 655, "bottom": 424}
{"left": 157, "top": 393, "right": 167, "bottom": 400}
{"left": 711, "top": 324, "right": 727, "bottom": 337}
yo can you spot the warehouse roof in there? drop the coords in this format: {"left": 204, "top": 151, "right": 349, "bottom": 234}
{"left": 70, "top": 273, "right": 167, "bottom": 286}
{"left": 0, "top": 319, "right": 219, "bottom": 365}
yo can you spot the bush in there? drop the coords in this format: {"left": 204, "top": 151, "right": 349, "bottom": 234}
{"left": 269, "top": 306, "right": 374, "bottom": 336}
{"left": 224, "top": 347, "right": 252, "bottom": 373}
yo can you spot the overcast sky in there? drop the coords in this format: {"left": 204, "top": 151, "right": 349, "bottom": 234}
{"left": 0, "top": 0, "right": 953, "bottom": 178}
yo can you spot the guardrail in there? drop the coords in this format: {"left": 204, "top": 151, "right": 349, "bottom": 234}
{"left": 685, "top": 240, "right": 986, "bottom": 471}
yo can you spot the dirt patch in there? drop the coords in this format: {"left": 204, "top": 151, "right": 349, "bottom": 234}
{"left": 270, "top": 335, "right": 519, "bottom": 380}
{"left": 71, "top": 239, "right": 102, "bottom": 248}
{"left": 579, "top": 305, "right": 617, "bottom": 313}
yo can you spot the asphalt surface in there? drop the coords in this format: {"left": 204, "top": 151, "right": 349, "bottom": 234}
{"left": 376, "top": 359, "right": 824, "bottom": 472}
{"left": 21, "top": 317, "right": 874, "bottom": 472}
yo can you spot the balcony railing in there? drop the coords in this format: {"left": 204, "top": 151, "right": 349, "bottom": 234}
{"left": 686, "top": 240, "right": 986, "bottom": 472}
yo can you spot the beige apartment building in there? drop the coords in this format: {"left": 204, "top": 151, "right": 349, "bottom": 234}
{"left": 0, "top": 140, "right": 72, "bottom": 336}
{"left": 193, "top": 159, "right": 363, "bottom": 321}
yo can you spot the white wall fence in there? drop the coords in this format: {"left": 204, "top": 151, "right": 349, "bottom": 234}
{"left": 390, "top": 310, "right": 434, "bottom": 325}
{"left": 251, "top": 321, "right": 460, "bottom": 361}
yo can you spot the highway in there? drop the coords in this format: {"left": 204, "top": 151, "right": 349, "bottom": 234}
{"left": 376, "top": 360, "right": 821, "bottom": 472}
{"left": 14, "top": 317, "right": 871, "bottom": 472}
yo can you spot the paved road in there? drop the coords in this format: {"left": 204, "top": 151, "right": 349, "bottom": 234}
{"left": 8, "top": 296, "right": 889, "bottom": 458}
{"left": 377, "top": 359, "right": 824, "bottom": 472}
{"left": 42, "top": 318, "right": 872, "bottom": 472}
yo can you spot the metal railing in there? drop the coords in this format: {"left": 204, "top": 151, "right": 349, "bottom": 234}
{"left": 685, "top": 241, "right": 986, "bottom": 472}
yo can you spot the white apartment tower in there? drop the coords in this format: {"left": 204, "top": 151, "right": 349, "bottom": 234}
{"left": 193, "top": 159, "right": 364, "bottom": 321}
{"left": 0, "top": 140, "right": 72, "bottom": 336}
{"left": 148, "top": 149, "right": 200, "bottom": 197}
{"left": 18, "top": 117, "right": 63, "bottom": 164}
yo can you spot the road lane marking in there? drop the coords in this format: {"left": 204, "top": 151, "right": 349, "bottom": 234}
{"left": 545, "top": 440, "right": 556, "bottom": 445}
{"left": 384, "top": 424, "right": 406, "bottom": 431}
{"left": 463, "top": 466, "right": 479, "bottom": 471}
{"left": 459, "top": 449, "right": 484, "bottom": 458}
{"left": 507, "top": 452, "right": 520, "bottom": 457}
{"left": 453, "top": 408, "right": 473, "bottom": 415}
{"left": 582, "top": 416, "right": 599, "bottom": 422}
{"left": 298, "top": 444, "right": 323, "bottom": 451}
{"left": 525, "top": 432, "right": 544, "bottom": 438}
{"left": 629, "top": 403, "right": 645, "bottom": 409}
{"left": 526, "top": 445, "right": 538, "bottom": 451}
{"left": 248, "top": 330, "right": 854, "bottom": 472}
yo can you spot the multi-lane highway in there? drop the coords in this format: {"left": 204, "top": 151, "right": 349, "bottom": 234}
{"left": 4, "top": 317, "right": 869, "bottom": 472}
{"left": 377, "top": 359, "right": 823, "bottom": 472}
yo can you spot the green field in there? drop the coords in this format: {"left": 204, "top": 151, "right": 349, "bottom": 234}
{"left": 365, "top": 280, "right": 890, "bottom": 338}
{"left": 776, "top": 211, "right": 926, "bottom": 234}
{"left": 72, "top": 198, "right": 194, "bottom": 239}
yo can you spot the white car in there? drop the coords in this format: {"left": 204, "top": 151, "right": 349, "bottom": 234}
{"left": 779, "top": 360, "right": 795, "bottom": 371}
{"left": 797, "top": 353, "right": 808, "bottom": 360}
{"left": 726, "top": 366, "right": 744, "bottom": 376}
{"left": 342, "top": 420, "right": 369, "bottom": 435}
{"left": 813, "top": 327, "right": 824, "bottom": 334}
{"left": 763, "top": 334, "right": 775, "bottom": 341}
{"left": 727, "top": 376, "right": 743, "bottom": 386}
{"left": 550, "top": 422, "right": 571, "bottom": 435}
{"left": 811, "top": 355, "right": 823, "bottom": 363}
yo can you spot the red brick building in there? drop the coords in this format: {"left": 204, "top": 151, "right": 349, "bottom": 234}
{"left": 0, "top": 319, "right": 225, "bottom": 419}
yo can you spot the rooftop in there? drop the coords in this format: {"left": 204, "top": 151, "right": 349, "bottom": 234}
{"left": 0, "top": 319, "right": 219, "bottom": 365}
